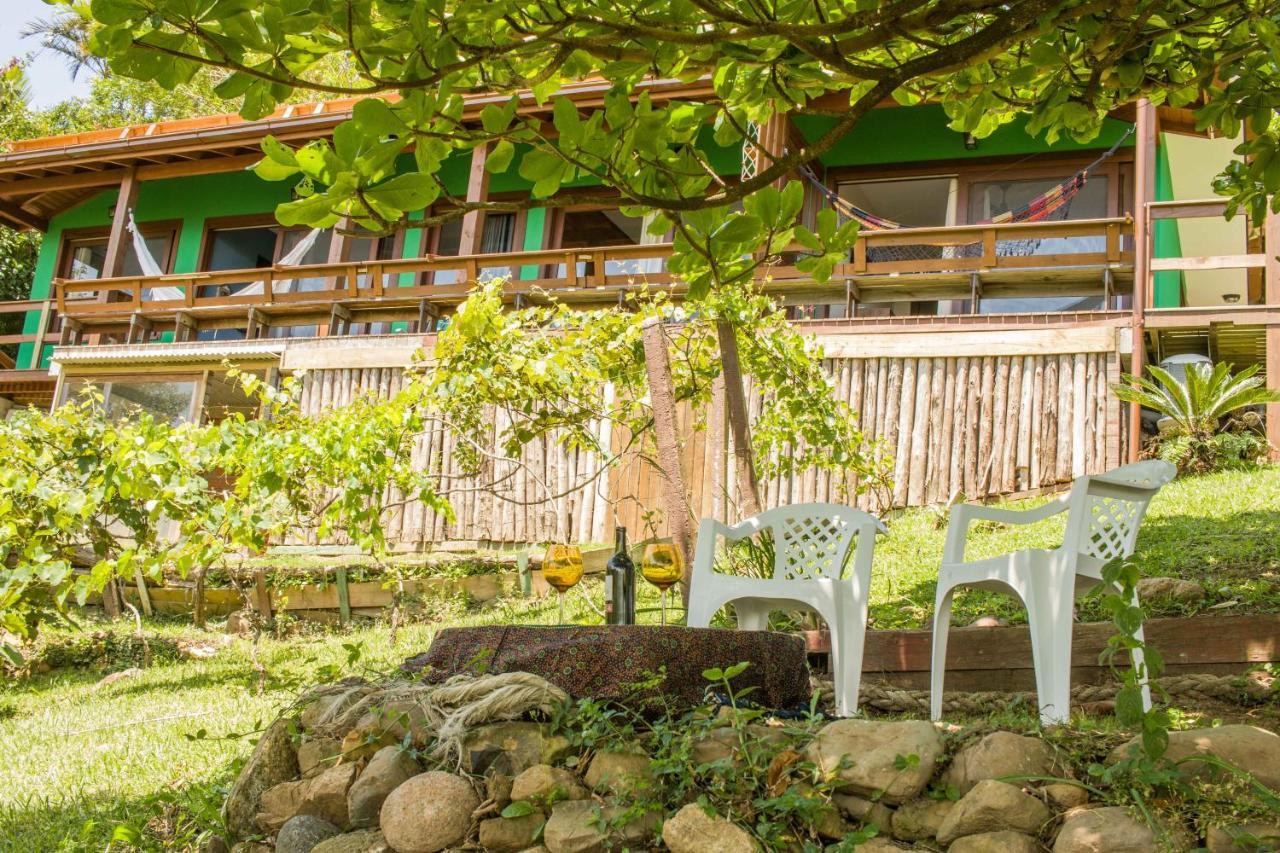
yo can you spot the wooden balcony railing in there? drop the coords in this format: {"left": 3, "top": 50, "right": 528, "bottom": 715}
{"left": 0, "top": 299, "right": 54, "bottom": 368}
{"left": 49, "top": 216, "right": 1134, "bottom": 327}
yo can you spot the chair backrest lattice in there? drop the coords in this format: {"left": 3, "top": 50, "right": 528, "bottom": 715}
{"left": 773, "top": 513, "right": 854, "bottom": 580}
{"left": 1065, "top": 460, "right": 1176, "bottom": 566}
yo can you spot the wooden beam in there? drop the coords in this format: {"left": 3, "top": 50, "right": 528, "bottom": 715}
{"left": 0, "top": 199, "right": 48, "bottom": 231}
{"left": 329, "top": 302, "right": 353, "bottom": 335}
{"left": 1128, "top": 99, "right": 1156, "bottom": 463}
{"left": 1150, "top": 253, "right": 1265, "bottom": 272}
{"left": 173, "top": 311, "right": 197, "bottom": 342}
{"left": 0, "top": 154, "right": 265, "bottom": 199}
{"left": 458, "top": 143, "right": 492, "bottom": 256}
{"left": 416, "top": 299, "right": 439, "bottom": 334}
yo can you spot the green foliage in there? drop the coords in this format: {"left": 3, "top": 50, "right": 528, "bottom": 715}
{"left": 1114, "top": 362, "right": 1280, "bottom": 474}
{"left": 424, "top": 279, "right": 883, "bottom": 504}
{"left": 1115, "top": 363, "right": 1280, "bottom": 441}
{"left": 79, "top": 0, "right": 1278, "bottom": 233}
{"left": 0, "top": 373, "right": 449, "bottom": 655}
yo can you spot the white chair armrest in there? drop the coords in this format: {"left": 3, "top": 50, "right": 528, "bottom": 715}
{"left": 691, "top": 516, "right": 761, "bottom": 583}
{"left": 942, "top": 495, "right": 1070, "bottom": 564}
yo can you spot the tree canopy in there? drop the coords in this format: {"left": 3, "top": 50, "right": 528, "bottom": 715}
{"left": 81, "top": 0, "right": 1280, "bottom": 232}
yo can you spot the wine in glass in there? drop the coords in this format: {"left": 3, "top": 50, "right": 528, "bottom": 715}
{"left": 542, "top": 544, "right": 584, "bottom": 625}
{"left": 640, "top": 542, "right": 684, "bottom": 625}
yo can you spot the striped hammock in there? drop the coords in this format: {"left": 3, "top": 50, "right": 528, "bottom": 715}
{"left": 800, "top": 126, "right": 1133, "bottom": 232}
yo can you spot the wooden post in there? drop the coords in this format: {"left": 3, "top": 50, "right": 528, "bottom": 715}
{"left": 747, "top": 110, "right": 792, "bottom": 189}
{"left": 335, "top": 567, "right": 351, "bottom": 626}
{"left": 133, "top": 569, "right": 154, "bottom": 617}
{"left": 1128, "top": 99, "right": 1157, "bottom": 463}
{"left": 1266, "top": 211, "right": 1280, "bottom": 460}
{"left": 102, "top": 168, "right": 139, "bottom": 280}
{"left": 253, "top": 570, "right": 272, "bottom": 619}
{"left": 458, "top": 144, "right": 492, "bottom": 256}
{"left": 640, "top": 317, "right": 694, "bottom": 600}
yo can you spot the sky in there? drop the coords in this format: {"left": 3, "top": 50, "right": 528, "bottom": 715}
{"left": 3, "top": 0, "right": 97, "bottom": 109}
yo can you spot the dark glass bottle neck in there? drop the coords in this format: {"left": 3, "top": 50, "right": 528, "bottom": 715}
{"left": 614, "top": 526, "right": 627, "bottom": 553}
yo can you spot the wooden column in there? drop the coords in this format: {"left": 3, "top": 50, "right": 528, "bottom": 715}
{"left": 640, "top": 317, "right": 694, "bottom": 600}
{"left": 1127, "top": 99, "right": 1157, "bottom": 463}
{"left": 102, "top": 168, "right": 140, "bottom": 279}
{"left": 458, "top": 143, "right": 492, "bottom": 256}
{"left": 1266, "top": 211, "right": 1280, "bottom": 460}
{"left": 747, "top": 110, "right": 791, "bottom": 190}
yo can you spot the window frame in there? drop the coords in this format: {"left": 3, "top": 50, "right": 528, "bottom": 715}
{"left": 55, "top": 220, "right": 182, "bottom": 281}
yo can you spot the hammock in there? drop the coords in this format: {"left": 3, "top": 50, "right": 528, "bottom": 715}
{"left": 799, "top": 126, "right": 1134, "bottom": 263}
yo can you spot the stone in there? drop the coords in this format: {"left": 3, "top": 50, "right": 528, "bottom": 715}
{"left": 833, "top": 793, "right": 894, "bottom": 833}
{"left": 936, "top": 780, "right": 1051, "bottom": 845}
{"left": 348, "top": 746, "right": 420, "bottom": 828}
{"left": 487, "top": 772, "right": 514, "bottom": 809}
{"left": 199, "top": 836, "right": 230, "bottom": 853}
{"left": 276, "top": 815, "right": 341, "bottom": 853}
{"left": 1053, "top": 806, "right": 1191, "bottom": 853}
{"left": 852, "top": 840, "right": 905, "bottom": 852}
{"left": 225, "top": 610, "right": 254, "bottom": 635}
{"left": 479, "top": 814, "right": 547, "bottom": 853}
{"left": 311, "top": 829, "right": 391, "bottom": 853}
{"left": 542, "top": 799, "right": 660, "bottom": 853}
{"left": 1136, "top": 577, "right": 1205, "bottom": 604}
{"left": 1112, "top": 726, "right": 1280, "bottom": 793}
{"left": 948, "top": 830, "right": 1039, "bottom": 852}
{"left": 582, "top": 751, "right": 654, "bottom": 795}
{"left": 970, "top": 615, "right": 1008, "bottom": 628}
{"left": 1205, "top": 822, "right": 1280, "bottom": 852}
{"left": 511, "top": 764, "right": 589, "bottom": 803}
{"left": 298, "top": 737, "right": 345, "bottom": 779}
{"left": 355, "top": 700, "right": 431, "bottom": 747}
{"left": 225, "top": 718, "right": 302, "bottom": 839}
{"left": 340, "top": 728, "right": 398, "bottom": 763}
{"left": 790, "top": 783, "right": 852, "bottom": 840}
{"left": 1042, "top": 783, "right": 1090, "bottom": 811}
{"left": 301, "top": 685, "right": 368, "bottom": 732}
{"left": 805, "top": 719, "right": 944, "bottom": 804}
{"left": 691, "top": 725, "right": 788, "bottom": 767}
{"left": 257, "top": 780, "right": 310, "bottom": 834}
{"left": 299, "top": 763, "right": 360, "bottom": 829}
{"left": 462, "top": 722, "right": 573, "bottom": 776}
{"left": 943, "top": 732, "right": 1060, "bottom": 794}
{"left": 662, "top": 803, "right": 758, "bottom": 853}
{"left": 889, "top": 797, "right": 953, "bottom": 841}
{"left": 378, "top": 771, "right": 479, "bottom": 853}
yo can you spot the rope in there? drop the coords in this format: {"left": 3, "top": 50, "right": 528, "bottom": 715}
{"left": 298, "top": 672, "right": 569, "bottom": 763}
{"left": 812, "top": 672, "right": 1276, "bottom": 715}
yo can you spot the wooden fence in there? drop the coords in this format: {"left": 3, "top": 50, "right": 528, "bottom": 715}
{"left": 293, "top": 328, "right": 1124, "bottom": 546}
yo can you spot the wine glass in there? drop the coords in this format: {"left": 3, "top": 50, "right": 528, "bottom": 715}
{"left": 542, "top": 544, "right": 584, "bottom": 625}
{"left": 640, "top": 542, "right": 684, "bottom": 626}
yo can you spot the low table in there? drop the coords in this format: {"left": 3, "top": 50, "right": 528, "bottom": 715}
{"left": 402, "top": 625, "right": 810, "bottom": 710}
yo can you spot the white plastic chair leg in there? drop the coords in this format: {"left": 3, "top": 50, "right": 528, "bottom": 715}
{"left": 734, "top": 600, "right": 770, "bottom": 631}
{"left": 833, "top": 614, "right": 865, "bottom": 718}
{"left": 930, "top": 585, "right": 956, "bottom": 721}
{"left": 1026, "top": 585, "right": 1075, "bottom": 725}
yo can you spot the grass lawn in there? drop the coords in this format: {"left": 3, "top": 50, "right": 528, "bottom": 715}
{"left": 2, "top": 466, "right": 1277, "bottom": 850}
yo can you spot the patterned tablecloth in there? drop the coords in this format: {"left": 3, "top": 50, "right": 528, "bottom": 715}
{"left": 402, "top": 625, "right": 811, "bottom": 710}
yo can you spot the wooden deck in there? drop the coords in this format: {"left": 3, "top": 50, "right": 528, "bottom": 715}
{"left": 46, "top": 217, "right": 1136, "bottom": 340}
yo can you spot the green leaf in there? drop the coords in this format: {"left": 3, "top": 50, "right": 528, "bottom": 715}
{"left": 363, "top": 173, "right": 439, "bottom": 213}
{"left": 276, "top": 193, "right": 338, "bottom": 228}
{"left": 353, "top": 99, "right": 408, "bottom": 137}
{"left": 711, "top": 215, "right": 762, "bottom": 246}
{"left": 501, "top": 801, "right": 537, "bottom": 818}
{"left": 486, "top": 141, "right": 515, "bottom": 174}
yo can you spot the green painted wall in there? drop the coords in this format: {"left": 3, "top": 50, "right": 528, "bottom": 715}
{"left": 793, "top": 104, "right": 1133, "bottom": 167}
{"left": 1152, "top": 136, "right": 1184, "bottom": 308}
{"left": 20, "top": 104, "right": 1137, "bottom": 368}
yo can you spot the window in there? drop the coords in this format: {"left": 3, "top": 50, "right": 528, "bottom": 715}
{"left": 59, "top": 225, "right": 178, "bottom": 298}
{"left": 430, "top": 213, "right": 519, "bottom": 284}
{"left": 62, "top": 376, "right": 198, "bottom": 426}
{"left": 554, "top": 208, "right": 646, "bottom": 277}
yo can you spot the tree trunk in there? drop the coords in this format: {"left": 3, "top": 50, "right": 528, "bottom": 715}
{"left": 715, "top": 319, "right": 763, "bottom": 519}
{"left": 640, "top": 317, "right": 694, "bottom": 605}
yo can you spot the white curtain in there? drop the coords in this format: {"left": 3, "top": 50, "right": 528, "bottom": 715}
{"left": 237, "top": 227, "right": 324, "bottom": 296}
{"left": 130, "top": 212, "right": 183, "bottom": 301}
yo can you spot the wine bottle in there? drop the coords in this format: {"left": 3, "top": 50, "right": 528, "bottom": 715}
{"left": 605, "top": 526, "right": 636, "bottom": 625}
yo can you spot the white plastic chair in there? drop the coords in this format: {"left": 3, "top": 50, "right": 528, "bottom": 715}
{"left": 687, "top": 504, "right": 887, "bottom": 717}
{"left": 930, "top": 460, "right": 1177, "bottom": 725}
